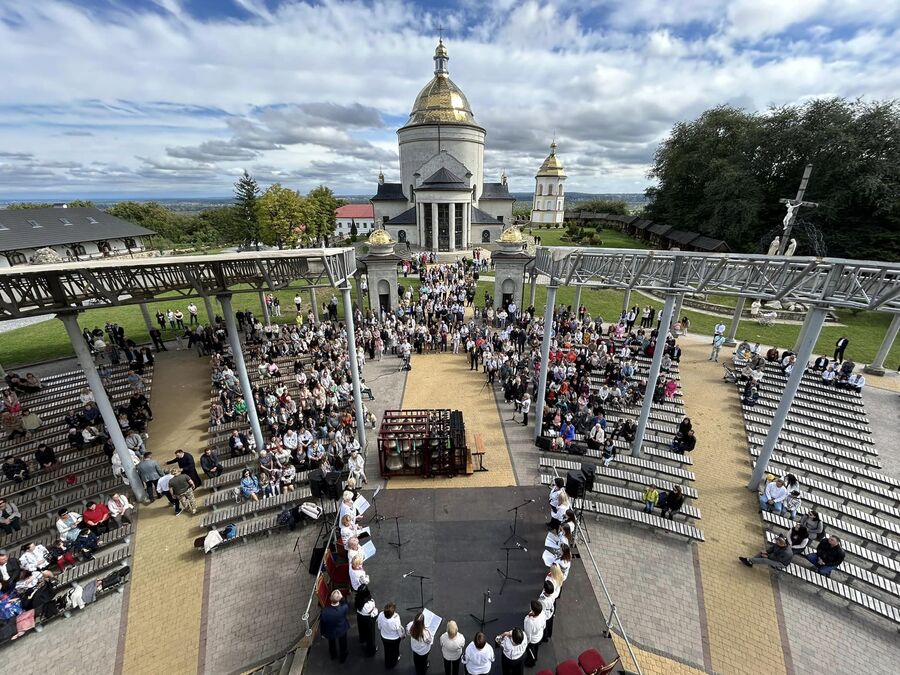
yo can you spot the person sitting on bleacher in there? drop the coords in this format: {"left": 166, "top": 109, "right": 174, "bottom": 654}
{"left": 201, "top": 447, "right": 223, "bottom": 479}
{"left": 839, "top": 372, "right": 865, "bottom": 392}
{"left": 2, "top": 456, "right": 30, "bottom": 483}
{"left": 799, "top": 511, "right": 825, "bottom": 541}
{"left": 56, "top": 509, "right": 82, "bottom": 543}
{"left": 838, "top": 359, "right": 855, "bottom": 379}
{"left": 46, "top": 538, "right": 77, "bottom": 572}
{"left": 239, "top": 469, "right": 260, "bottom": 502}
{"left": 788, "top": 523, "right": 809, "bottom": 554}
{"left": 821, "top": 365, "right": 836, "bottom": 386}
{"left": 738, "top": 535, "right": 793, "bottom": 570}
{"left": 659, "top": 485, "right": 685, "bottom": 520}
{"left": 759, "top": 478, "right": 788, "bottom": 515}
{"left": 671, "top": 429, "right": 696, "bottom": 454}
{"left": 73, "top": 528, "right": 99, "bottom": 561}
{"left": 83, "top": 500, "right": 112, "bottom": 535}
{"left": 781, "top": 356, "right": 796, "bottom": 376}
{"left": 804, "top": 536, "right": 845, "bottom": 577}
{"left": 107, "top": 494, "right": 134, "bottom": 527}
{"left": 19, "top": 542, "right": 52, "bottom": 573}
{"left": 812, "top": 355, "right": 829, "bottom": 371}
{"left": 228, "top": 430, "right": 251, "bottom": 457}
{"left": 742, "top": 384, "right": 759, "bottom": 406}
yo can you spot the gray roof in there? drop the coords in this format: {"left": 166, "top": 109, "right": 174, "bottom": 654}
{"left": 472, "top": 206, "right": 503, "bottom": 224}
{"left": 648, "top": 223, "right": 672, "bottom": 236}
{"left": 371, "top": 183, "right": 407, "bottom": 201}
{"left": 481, "top": 182, "right": 513, "bottom": 200}
{"left": 385, "top": 207, "right": 418, "bottom": 225}
{"left": 665, "top": 229, "right": 700, "bottom": 246}
{"left": 633, "top": 219, "right": 653, "bottom": 230}
{"left": 417, "top": 168, "right": 469, "bottom": 191}
{"left": 690, "top": 235, "right": 730, "bottom": 252}
{"left": 0, "top": 207, "right": 155, "bottom": 252}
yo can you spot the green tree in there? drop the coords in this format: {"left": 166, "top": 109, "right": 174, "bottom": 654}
{"left": 513, "top": 205, "right": 532, "bottom": 220}
{"left": 7, "top": 199, "right": 95, "bottom": 209}
{"left": 233, "top": 170, "right": 261, "bottom": 250}
{"left": 305, "top": 185, "right": 340, "bottom": 245}
{"left": 106, "top": 201, "right": 190, "bottom": 244}
{"left": 257, "top": 184, "right": 307, "bottom": 249}
{"left": 575, "top": 199, "right": 630, "bottom": 215}
{"left": 645, "top": 99, "right": 900, "bottom": 260}
{"left": 349, "top": 220, "right": 358, "bottom": 242}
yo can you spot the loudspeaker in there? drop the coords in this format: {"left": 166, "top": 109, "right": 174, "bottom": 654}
{"left": 324, "top": 470, "right": 342, "bottom": 499}
{"left": 308, "top": 546, "right": 326, "bottom": 575}
{"left": 308, "top": 469, "right": 325, "bottom": 498}
{"left": 580, "top": 462, "right": 597, "bottom": 493}
{"left": 566, "top": 469, "right": 586, "bottom": 501}
{"left": 535, "top": 436, "right": 552, "bottom": 451}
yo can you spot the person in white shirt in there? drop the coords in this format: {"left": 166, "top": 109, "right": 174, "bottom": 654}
{"left": 349, "top": 554, "right": 369, "bottom": 591}
{"left": 377, "top": 602, "right": 405, "bottom": 668}
{"left": 19, "top": 542, "right": 51, "bottom": 572}
{"left": 518, "top": 393, "right": 531, "bottom": 426}
{"left": 440, "top": 620, "right": 466, "bottom": 675}
{"left": 407, "top": 612, "right": 434, "bottom": 674}
{"left": 56, "top": 508, "right": 83, "bottom": 542}
{"left": 107, "top": 493, "right": 134, "bottom": 527}
{"left": 759, "top": 478, "right": 788, "bottom": 515}
{"left": 340, "top": 514, "right": 362, "bottom": 548}
{"left": 355, "top": 584, "right": 379, "bottom": 658}
{"left": 462, "top": 632, "right": 494, "bottom": 675}
{"left": 339, "top": 491, "right": 361, "bottom": 524}
{"left": 539, "top": 578, "right": 560, "bottom": 641}
{"left": 495, "top": 627, "right": 527, "bottom": 673}
{"left": 523, "top": 600, "right": 547, "bottom": 667}
{"left": 348, "top": 449, "right": 368, "bottom": 485}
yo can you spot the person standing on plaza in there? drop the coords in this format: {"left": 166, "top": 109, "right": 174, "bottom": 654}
{"left": 440, "top": 621, "right": 465, "bottom": 675}
{"left": 168, "top": 468, "right": 197, "bottom": 515}
{"left": 137, "top": 451, "right": 165, "bottom": 501}
{"left": 709, "top": 333, "right": 726, "bottom": 362}
{"left": 355, "top": 584, "right": 379, "bottom": 658}
{"left": 496, "top": 627, "right": 527, "bottom": 675}
{"left": 187, "top": 302, "right": 199, "bottom": 325}
{"left": 462, "top": 632, "right": 494, "bottom": 675}
{"left": 166, "top": 448, "right": 203, "bottom": 488}
{"left": 377, "top": 602, "right": 405, "bottom": 668}
{"left": 522, "top": 601, "right": 546, "bottom": 667}
{"left": 407, "top": 612, "right": 434, "bottom": 675}
{"left": 320, "top": 590, "right": 351, "bottom": 663}
{"left": 833, "top": 336, "right": 849, "bottom": 364}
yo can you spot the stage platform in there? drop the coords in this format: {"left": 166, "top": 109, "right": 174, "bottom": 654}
{"left": 304, "top": 486, "right": 620, "bottom": 673}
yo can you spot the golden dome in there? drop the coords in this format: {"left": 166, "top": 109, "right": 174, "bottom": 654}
{"left": 367, "top": 229, "right": 393, "bottom": 245}
{"left": 537, "top": 141, "right": 566, "bottom": 178}
{"left": 498, "top": 226, "right": 525, "bottom": 243}
{"left": 404, "top": 40, "right": 477, "bottom": 127}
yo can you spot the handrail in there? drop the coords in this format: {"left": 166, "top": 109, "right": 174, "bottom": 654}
{"left": 301, "top": 500, "right": 344, "bottom": 638}
{"left": 576, "top": 523, "right": 644, "bottom": 675}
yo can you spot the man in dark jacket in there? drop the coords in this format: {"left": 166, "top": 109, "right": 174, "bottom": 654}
{"left": 0, "top": 549, "right": 22, "bottom": 592}
{"left": 320, "top": 590, "right": 350, "bottom": 662}
{"left": 166, "top": 449, "right": 202, "bottom": 488}
{"left": 805, "top": 536, "right": 845, "bottom": 577}
{"left": 739, "top": 535, "right": 794, "bottom": 570}
{"left": 200, "top": 447, "right": 223, "bottom": 479}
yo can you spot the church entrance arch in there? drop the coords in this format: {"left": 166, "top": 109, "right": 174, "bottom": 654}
{"left": 438, "top": 204, "right": 450, "bottom": 251}
{"left": 377, "top": 279, "right": 391, "bottom": 315}
{"left": 501, "top": 278, "right": 515, "bottom": 310}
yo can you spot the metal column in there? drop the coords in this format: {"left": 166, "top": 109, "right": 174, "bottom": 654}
{"left": 139, "top": 302, "right": 154, "bottom": 334}
{"left": 529, "top": 271, "right": 537, "bottom": 307}
{"left": 671, "top": 293, "right": 685, "bottom": 326}
{"left": 218, "top": 294, "right": 266, "bottom": 452}
{"left": 310, "top": 288, "right": 319, "bottom": 322}
{"left": 723, "top": 297, "right": 746, "bottom": 347}
{"left": 202, "top": 295, "right": 216, "bottom": 324}
{"left": 748, "top": 306, "right": 828, "bottom": 488}
{"left": 632, "top": 293, "right": 676, "bottom": 457}
{"left": 258, "top": 290, "right": 270, "bottom": 324}
{"left": 354, "top": 272, "right": 365, "bottom": 312}
{"left": 533, "top": 283, "right": 558, "bottom": 440}
{"left": 573, "top": 284, "right": 583, "bottom": 312}
{"left": 59, "top": 312, "right": 147, "bottom": 502}
{"left": 622, "top": 289, "right": 632, "bottom": 314}
{"left": 864, "top": 313, "right": 900, "bottom": 375}
{"left": 792, "top": 308, "right": 819, "bottom": 353}
{"left": 341, "top": 286, "right": 367, "bottom": 449}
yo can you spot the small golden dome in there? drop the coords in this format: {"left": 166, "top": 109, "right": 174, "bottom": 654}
{"left": 498, "top": 226, "right": 525, "bottom": 243}
{"left": 368, "top": 229, "right": 393, "bottom": 245}
{"left": 536, "top": 141, "right": 566, "bottom": 178}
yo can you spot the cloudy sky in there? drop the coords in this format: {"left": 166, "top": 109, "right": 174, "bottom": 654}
{"left": 1, "top": 0, "right": 898, "bottom": 199}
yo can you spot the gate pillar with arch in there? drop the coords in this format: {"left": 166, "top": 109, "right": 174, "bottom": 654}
{"left": 362, "top": 229, "right": 400, "bottom": 316}
{"left": 492, "top": 227, "right": 533, "bottom": 311}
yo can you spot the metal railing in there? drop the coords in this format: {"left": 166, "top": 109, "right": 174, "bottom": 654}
{"left": 300, "top": 502, "right": 344, "bottom": 639}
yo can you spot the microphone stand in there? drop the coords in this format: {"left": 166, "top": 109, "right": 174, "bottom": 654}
{"left": 497, "top": 545, "right": 523, "bottom": 595}
{"left": 367, "top": 488, "right": 385, "bottom": 529}
{"left": 405, "top": 573, "right": 431, "bottom": 612}
{"left": 503, "top": 499, "right": 532, "bottom": 546}
{"left": 388, "top": 515, "right": 409, "bottom": 560}
{"left": 469, "top": 589, "right": 497, "bottom": 632}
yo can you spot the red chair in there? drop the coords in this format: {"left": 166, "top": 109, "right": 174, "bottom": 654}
{"left": 578, "top": 648, "right": 620, "bottom": 675}
{"left": 314, "top": 575, "right": 330, "bottom": 608}
{"left": 537, "top": 670, "right": 554, "bottom": 675}
{"left": 324, "top": 550, "right": 350, "bottom": 595}
{"left": 557, "top": 660, "right": 583, "bottom": 675}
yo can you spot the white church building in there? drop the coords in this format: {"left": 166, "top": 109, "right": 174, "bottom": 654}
{"left": 371, "top": 40, "right": 514, "bottom": 251}
{"left": 530, "top": 141, "right": 567, "bottom": 224}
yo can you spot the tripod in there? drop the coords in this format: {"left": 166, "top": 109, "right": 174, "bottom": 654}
{"left": 292, "top": 534, "right": 305, "bottom": 572}
{"left": 497, "top": 545, "right": 523, "bottom": 595}
{"left": 405, "top": 573, "right": 431, "bottom": 612}
{"left": 469, "top": 589, "right": 497, "bottom": 632}
{"left": 503, "top": 499, "right": 532, "bottom": 546}
{"left": 367, "top": 488, "right": 385, "bottom": 529}
{"left": 388, "top": 515, "right": 409, "bottom": 560}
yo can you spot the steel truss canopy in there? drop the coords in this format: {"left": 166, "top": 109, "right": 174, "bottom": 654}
{"left": 533, "top": 247, "right": 900, "bottom": 313}
{"left": 0, "top": 248, "right": 357, "bottom": 320}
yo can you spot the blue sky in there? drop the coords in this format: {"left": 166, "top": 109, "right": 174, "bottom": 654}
{"left": 1, "top": 0, "right": 898, "bottom": 198}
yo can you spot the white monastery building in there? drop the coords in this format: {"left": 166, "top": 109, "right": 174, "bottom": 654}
{"left": 334, "top": 203, "right": 375, "bottom": 238}
{"left": 371, "top": 40, "right": 514, "bottom": 251}
{"left": 530, "top": 141, "right": 567, "bottom": 225}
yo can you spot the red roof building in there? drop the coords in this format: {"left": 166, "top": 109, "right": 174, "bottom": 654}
{"left": 335, "top": 203, "right": 375, "bottom": 239}
{"left": 336, "top": 204, "right": 374, "bottom": 219}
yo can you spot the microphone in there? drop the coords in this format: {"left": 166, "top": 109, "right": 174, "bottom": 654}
{"left": 487, "top": 590, "right": 492, "bottom": 604}
{"left": 403, "top": 570, "right": 415, "bottom": 578}
{"left": 528, "top": 498, "right": 535, "bottom": 503}
{"left": 517, "top": 542, "right": 528, "bottom": 552}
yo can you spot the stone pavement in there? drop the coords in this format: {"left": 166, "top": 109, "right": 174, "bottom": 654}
{"left": 120, "top": 349, "right": 211, "bottom": 675}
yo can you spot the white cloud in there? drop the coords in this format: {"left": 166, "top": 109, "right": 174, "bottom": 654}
{"left": 0, "top": 0, "right": 898, "bottom": 197}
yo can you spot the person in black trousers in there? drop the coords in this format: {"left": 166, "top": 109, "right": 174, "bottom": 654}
{"left": 166, "top": 449, "right": 203, "bottom": 488}
{"left": 834, "top": 336, "right": 849, "bottom": 363}
{"left": 320, "top": 590, "right": 350, "bottom": 662}
{"left": 355, "top": 585, "right": 378, "bottom": 657}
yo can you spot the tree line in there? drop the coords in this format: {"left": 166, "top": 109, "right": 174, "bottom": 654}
{"left": 644, "top": 98, "right": 900, "bottom": 261}
{"left": 4, "top": 173, "right": 343, "bottom": 251}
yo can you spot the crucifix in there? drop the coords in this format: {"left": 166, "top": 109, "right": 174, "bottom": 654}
{"left": 777, "top": 163, "right": 818, "bottom": 255}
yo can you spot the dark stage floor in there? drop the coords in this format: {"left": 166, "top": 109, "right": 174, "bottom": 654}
{"left": 304, "top": 486, "right": 619, "bottom": 674}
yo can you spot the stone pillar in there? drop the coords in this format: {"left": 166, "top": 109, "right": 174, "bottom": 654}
{"left": 462, "top": 203, "right": 469, "bottom": 249}
{"left": 139, "top": 302, "right": 154, "bottom": 334}
{"left": 258, "top": 290, "right": 270, "bottom": 324}
{"left": 218, "top": 294, "right": 266, "bottom": 452}
{"left": 573, "top": 284, "right": 583, "bottom": 312}
{"left": 632, "top": 293, "right": 676, "bottom": 457}
{"left": 310, "top": 288, "right": 319, "bottom": 322}
{"left": 865, "top": 313, "right": 900, "bottom": 375}
{"left": 354, "top": 271, "right": 365, "bottom": 311}
{"left": 723, "top": 297, "right": 746, "bottom": 347}
{"left": 533, "top": 283, "right": 558, "bottom": 440}
{"left": 748, "top": 307, "right": 828, "bottom": 488}
{"left": 59, "top": 312, "right": 146, "bottom": 501}
{"left": 431, "top": 203, "right": 438, "bottom": 253}
{"left": 341, "top": 286, "right": 367, "bottom": 449}
{"left": 449, "top": 203, "right": 456, "bottom": 252}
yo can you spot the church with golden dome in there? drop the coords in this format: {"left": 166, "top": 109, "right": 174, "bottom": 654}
{"left": 371, "top": 39, "right": 514, "bottom": 252}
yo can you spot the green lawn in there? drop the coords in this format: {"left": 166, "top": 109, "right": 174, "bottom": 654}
{"left": 474, "top": 282, "right": 900, "bottom": 368}
{"left": 524, "top": 227, "right": 646, "bottom": 249}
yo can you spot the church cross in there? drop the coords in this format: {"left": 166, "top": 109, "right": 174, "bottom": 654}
{"left": 437, "top": 24, "right": 444, "bottom": 42}
{"left": 777, "top": 163, "right": 818, "bottom": 255}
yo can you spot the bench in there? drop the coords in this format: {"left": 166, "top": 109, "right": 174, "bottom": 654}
{"left": 204, "top": 470, "right": 311, "bottom": 509}
{"left": 575, "top": 495, "right": 704, "bottom": 542}
{"left": 539, "top": 456, "right": 699, "bottom": 499}
{"left": 539, "top": 474, "right": 701, "bottom": 520}
{"left": 747, "top": 433, "right": 879, "bottom": 469}
{"left": 200, "top": 487, "right": 315, "bottom": 528}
